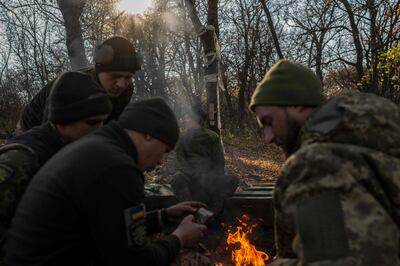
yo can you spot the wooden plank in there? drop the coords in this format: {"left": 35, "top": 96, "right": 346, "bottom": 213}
{"left": 234, "top": 190, "right": 274, "bottom": 197}
{"left": 247, "top": 186, "right": 275, "bottom": 191}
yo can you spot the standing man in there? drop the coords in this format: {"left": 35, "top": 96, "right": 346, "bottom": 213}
{"left": 250, "top": 59, "right": 400, "bottom": 265}
{"left": 5, "top": 98, "right": 207, "bottom": 265}
{"left": 0, "top": 71, "right": 111, "bottom": 258}
{"left": 171, "top": 107, "right": 238, "bottom": 213}
{"left": 19, "top": 36, "right": 141, "bottom": 131}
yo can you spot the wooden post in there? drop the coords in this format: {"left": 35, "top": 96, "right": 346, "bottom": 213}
{"left": 184, "top": 0, "right": 221, "bottom": 134}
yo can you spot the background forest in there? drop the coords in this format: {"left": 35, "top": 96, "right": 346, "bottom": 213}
{"left": 0, "top": 0, "right": 399, "bottom": 136}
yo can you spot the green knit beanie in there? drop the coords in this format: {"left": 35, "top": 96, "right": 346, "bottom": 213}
{"left": 249, "top": 59, "right": 325, "bottom": 110}
{"left": 117, "top": 98, "right": 179, "bottom": 148}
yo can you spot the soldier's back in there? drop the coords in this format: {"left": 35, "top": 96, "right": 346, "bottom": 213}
{"left": 273, "top": 92, "right": 400, "bottom": 265}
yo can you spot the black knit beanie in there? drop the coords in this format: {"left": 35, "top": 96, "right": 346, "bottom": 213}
{"left": 117, "top": 98, "right": 179, "bottom": 148}
{"left": 94, "top": 36, "right": 142, "bottom": 74}
{"left": 49, "top": 71, "right": 112, "bottom": 124}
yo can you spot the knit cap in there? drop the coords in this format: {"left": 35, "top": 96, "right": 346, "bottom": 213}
{"left": 94, "top": 36, "right": 142, "bottom": 74}
{"left": 49, "top": 71, "right": 112, "bottom": 124}
{"left": 118, "top": 98, "right": 179, "bottom": 147}
{"left": 250, "top": 59, "right": 325, "bottom": 110}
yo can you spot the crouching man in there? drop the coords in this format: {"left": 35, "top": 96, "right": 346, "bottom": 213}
{"left": 4, "top": 98, "right": 207, "bottom": 265}
{"left": 250, "top": 59, "right": 400, "bottom": 265}
{"left": 171, "top": 107, "right": 238, "bottom": 213}
{"left": 0, "top": 71, "right": 112, "bottom": 254}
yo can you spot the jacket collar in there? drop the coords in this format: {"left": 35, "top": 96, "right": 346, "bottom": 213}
{"left": 97, "top": 121, "right": 139, "bottom": 164}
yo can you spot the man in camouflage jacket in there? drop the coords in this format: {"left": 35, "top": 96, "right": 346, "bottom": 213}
{"left": 250, "top": 59, "right": 400, "bottom": 265}
{"left": 18, "top": 36, "right": 141, "bottom": 132}
{"left": 0, "top": 71, "right": 111, "bottom": 257}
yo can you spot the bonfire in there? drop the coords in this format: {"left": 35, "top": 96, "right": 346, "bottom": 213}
{"left": 216, "top": 214, "right": 269, "bottom": 266}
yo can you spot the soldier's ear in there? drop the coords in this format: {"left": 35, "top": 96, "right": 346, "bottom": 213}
{"left": 287, "top": 106, "right": 315, "bottom": 125}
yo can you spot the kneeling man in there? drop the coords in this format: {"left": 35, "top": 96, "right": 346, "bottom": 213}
{"left": 5, "top": 98, "right": 207, "bottom": 266}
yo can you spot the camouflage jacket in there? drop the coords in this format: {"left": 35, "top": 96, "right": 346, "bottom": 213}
{"left": 175, "top": 127, "right": 225, "bottom": 184}
{"left": 272, "top": 92, "right": 400, "bottom": 266}
{"left": 0, "top": 123, "right": 65, "bottom": 235}
{"left": 19, "top": 67, "right": 134, "bottom": 131}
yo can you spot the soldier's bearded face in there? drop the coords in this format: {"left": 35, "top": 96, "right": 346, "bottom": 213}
{"left": 98, "top": 71, "right": 134, "bottom": 97}
{"left": 283, "top": 111, "right": 301, "bottom": 155}
{"left": 254, "top": 105, "right": 301, "bottom": 156}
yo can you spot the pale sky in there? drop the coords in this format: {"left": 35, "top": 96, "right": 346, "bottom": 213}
{"left": 117, "top": 0, "right": 154, "bottom": 14}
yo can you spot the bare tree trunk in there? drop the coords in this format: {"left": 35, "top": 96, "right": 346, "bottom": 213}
{"left": 259, "top": 0, "right": 284, "bottom": 59}
{"left": 207, "top": 0, "right": 220, "bottom": 38}
{"left": 221, "top": 63, "right": 234, "bottom": 118}
{"left": 57, "top": 0, "right": 88, "bottom": 70}
{"left": 337, "top": 0, "right": 364, "bottom": 84}
{"left": 314, "top": 32, "right": 325, "bottom": 82}
{"left": 184, "top": 0, "right": 221, "bottom": 134}
{"left": 367, "top": 0, "right": 379, "bottom": 93}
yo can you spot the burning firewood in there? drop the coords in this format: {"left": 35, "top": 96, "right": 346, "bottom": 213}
{"left": 216, "top": 214, "right": 269, "bottom": 266}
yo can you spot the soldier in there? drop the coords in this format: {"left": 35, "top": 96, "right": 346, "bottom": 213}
{"left": 0, "top": 71, "right": 112, "bottom": 251}
{"left": 171, "top": 107, "right": 239, "bottom": 213}
{"left": 5, "top": 98, "right": 207, "bottom": 265}
{"left": 19, "top": 36, "right": 141, "bottom": 132}
{"left": 249, "top": 59, "right": 400, "bottom": 265}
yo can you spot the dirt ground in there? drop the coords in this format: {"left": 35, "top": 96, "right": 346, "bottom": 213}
{"left": 222, "top": 136, "right": 284, "bottom": 189}
{"left": 145, "top": 134, "right": 285, "bottom": 189}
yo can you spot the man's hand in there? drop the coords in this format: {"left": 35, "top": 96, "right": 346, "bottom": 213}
{"left": 172, "top": 215, "right": 207, "bottom": 247}
{"left": 166, "top": 201, "right": 207, "bottom": 224}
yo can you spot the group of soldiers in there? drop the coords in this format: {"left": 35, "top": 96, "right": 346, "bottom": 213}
{"left": 0, "top": 35, "right": 399, "bottom": 265}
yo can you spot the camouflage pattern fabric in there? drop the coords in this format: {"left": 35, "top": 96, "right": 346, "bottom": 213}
{"left": 0, "top": 143, "right": 39, "bottom": 264}
{"left": 0, "top": 144, "right": 39, "bottom": 232}
{"left": 271, "top": 92, "right": 400, "bottom": 265}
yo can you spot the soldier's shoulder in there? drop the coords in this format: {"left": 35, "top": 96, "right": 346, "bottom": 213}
{"left": 0, "top": 143, "right": 38, "bottom": 181}
{"left": 77, "top": 66, "right": 95, "bottom": 75}
{"left": 0, "top": 143, "right": 37, "bottom": 166}
{"left": 281, "top": 143, "right": 349, "bottom": 180}
{"left": 303, "top": 91, "right": 400, "bottom": 154}
{"left": 303, "top": 94, "right": 347, "bottom": 136}
{"left": 306, "top": 91, "right": 398, "bottom": 132}
{"left": 0, "top": 143, "right": 35, "bottom": 156}
{"left": 191, "top": 128, "right": 220, "bottom": 144}
{"left": 338, "top": 91, "right": 399, "bottom": 118}
{"left": 303, "top": 91, "right": 399, "bottom": 142}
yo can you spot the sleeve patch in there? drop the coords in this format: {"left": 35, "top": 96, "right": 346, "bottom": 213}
{"left": 295, "top": 192, "right": 350, "bottom": 262}
{"left": 124, "top": 203, "right": 147, "bottom": 247}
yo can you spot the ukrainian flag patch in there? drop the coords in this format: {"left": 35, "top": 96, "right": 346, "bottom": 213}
{"left": 124, "top": 203, "right": 147, "bottom": 247}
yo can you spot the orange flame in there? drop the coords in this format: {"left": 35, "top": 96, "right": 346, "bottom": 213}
{"left": 224, "top": 214, "right": 269, "bottom": 266}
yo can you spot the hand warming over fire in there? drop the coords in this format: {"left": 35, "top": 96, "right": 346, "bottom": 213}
{"left": 166, "top": 201, "right": 207, "bottom": 224}
{"left": 172, "top": 214, "right": 207, "bottom": 247}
